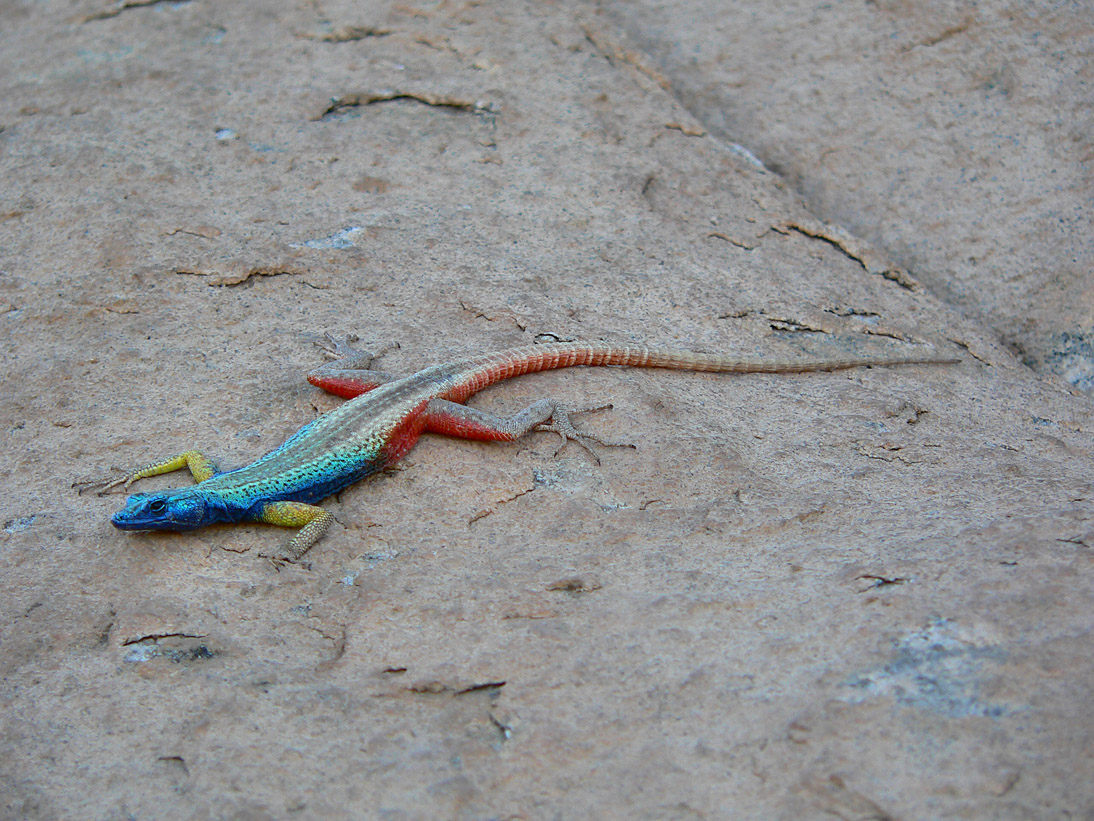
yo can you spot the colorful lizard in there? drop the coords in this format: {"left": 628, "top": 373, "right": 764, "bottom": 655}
{"left": 83, "top": 336, "right": 957, "bottom": 565}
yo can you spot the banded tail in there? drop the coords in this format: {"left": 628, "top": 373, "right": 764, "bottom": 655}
{"left": 444, "top": 342, "right": 960, "bottom": 401}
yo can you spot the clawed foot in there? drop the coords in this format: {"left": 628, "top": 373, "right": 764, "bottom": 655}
{"left": 257, "top": 550, "right": 312, "bottom": 572}
{"left": 535, "top": 403, "right": 635, "bottom": 464}
{"left": 309, "top": 332, "right": 399, "bottom": 367}
{"left": 72, "top": 470, "right": 134, "bottom": 496}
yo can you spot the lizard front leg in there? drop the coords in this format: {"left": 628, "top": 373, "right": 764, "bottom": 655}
{"left": 422, "top": 398, "right": 633, "bottom": 462}
{"left": 253, "top": 501, "right": 335, "bottom": 568}
{"left": 75, "top": 450, "right": 219, "bottom": 495}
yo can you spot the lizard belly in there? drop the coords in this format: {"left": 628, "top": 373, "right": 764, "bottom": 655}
{"left": 277, "top": 460, "right": 384, "bottom": 506}
{"left": 215, "top": 459, "right": 384, "bottom": 522}
{"left": 203, "top": 396, "right": 432, "bottom": 520}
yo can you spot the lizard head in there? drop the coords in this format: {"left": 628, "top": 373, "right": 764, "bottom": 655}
{"left": 111, "top": 488, "right": 218, "bottom": 532}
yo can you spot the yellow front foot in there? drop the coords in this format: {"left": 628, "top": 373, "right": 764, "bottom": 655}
{"left": 74, "top": 450, "right": 219, "bottom": 495}
{"left": 254, "top": 501, "right": 335, "bottom": 570}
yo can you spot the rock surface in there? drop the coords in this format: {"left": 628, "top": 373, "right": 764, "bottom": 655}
{"left": 600, "top": 0, "right": 1094, "bottom": 389}
{"left": 1, "top": 0, "right": 1091, "bottom": 818}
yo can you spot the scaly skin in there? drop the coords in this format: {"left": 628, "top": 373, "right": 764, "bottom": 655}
{"left": 88, "top": 338, "right": 958, "bottom": 565}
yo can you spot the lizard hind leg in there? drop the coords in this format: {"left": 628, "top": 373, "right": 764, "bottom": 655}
{"left": 306, "top": 333, "right": 402, "bottom": 399}
{"left": 422, "top": 398, "right": 634, "bottom": 464}
{"left": 535, "top": 403, "right": 634, "bottom": 463}
{"left": 310, "top": 332, "right": 400, "bottom": 368}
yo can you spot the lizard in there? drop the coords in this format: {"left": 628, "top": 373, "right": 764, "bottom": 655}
{"left": 82, "top": 336, "right": 958, "bottom": 565}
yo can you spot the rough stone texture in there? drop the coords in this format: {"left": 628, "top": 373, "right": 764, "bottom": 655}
{"left": 1, "top": 0, "right": 1091, "bottom": 818}
{"left": 599, "top": 0, "right": 1094, "bottom": 389}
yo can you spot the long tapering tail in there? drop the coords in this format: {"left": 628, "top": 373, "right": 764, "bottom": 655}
{"left": 443, "top": 342, "right": 959, "bottom": 401}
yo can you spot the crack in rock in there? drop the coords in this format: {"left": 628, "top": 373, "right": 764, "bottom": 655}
{"left": 298, "top": 26, "right": 392, "bottom": 42}
{"left": 175, "top": 267, "right": 309, "bottom": 287}
{"left": 82, "top": 0, "right": 191, "bottom": 23}
{"left": 774, "top": 219, "right": 922, "bottom": 292}
{"left": 314, "top": 91, "right": 499, "bottom": 121}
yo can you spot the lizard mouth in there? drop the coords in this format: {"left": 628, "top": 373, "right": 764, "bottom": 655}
{"left": 111, "top": 508, "right": 206, "bottom": 532}
{"left": 111, "top": 508, "right": 172, "bottom": 531}
{"left": 111, "top": 512, "right": 151, "bottom": 531}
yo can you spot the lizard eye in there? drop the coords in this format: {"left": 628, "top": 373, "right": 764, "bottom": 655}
{"left": 149, "top": 499, "right": 167, "bottom": 514}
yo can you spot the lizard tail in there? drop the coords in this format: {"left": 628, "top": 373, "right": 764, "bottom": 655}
{"left": 444, "top": 342, "right": 959, "bottom": 401}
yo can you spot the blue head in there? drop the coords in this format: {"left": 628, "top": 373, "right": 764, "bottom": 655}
{"left": 111, "top": 488, "right": 226, "bottom": 532}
